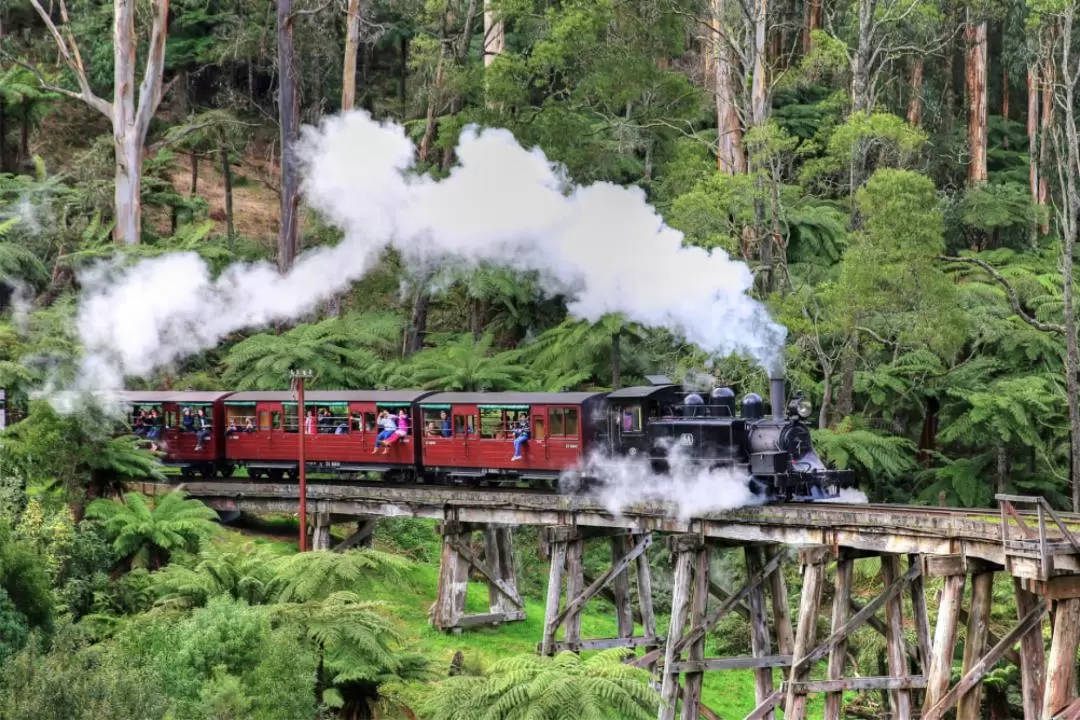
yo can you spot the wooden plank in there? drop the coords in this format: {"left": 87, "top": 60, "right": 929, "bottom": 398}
{"left": 745, "top": 545, "right": 775, "bottom": 718}
{"left": 455, "top": 610, "right": 525, "bottom": 628}
{"left": 709, "top": 580, "right": 752, "bottom": 620}
{"left": 1038, "top": 502, "right": 1080, "bottom": 554}
{"left": 1044, "top": 597, "right": 1080, "bottom": 717}
{"left": 671, "top": 655, "right": 793, "bottom": 673}
{"left": 956, "top": 571, "right": 993, "bottom": 720}
{"left": 541, "top": 540, "right": 567, "bottom": 656}
{"left": 681, "top": 546, "right": 709, "bottom": 720}
{"left": 332, "top": 518, "right": 376, "bottom": 552}
{"left": 634, "top": 533, "right": 658, "bottom": 646}
{"left": 825, "top": 556, "right": 853, "bottom": 720}
{"left": 432, "top": 528, "right": 471, "bottom": 630}
{"left": 549, "top": 636, "right": 660, "bottom": 652}
{"left": 923, "top": 573, "right": 965, "bottom": 713}
{"left": 1013, "top": 577, "right": 1045, "bottom": 720}
{"left": 909, "top": 554, "right": 932, "bottom": 676}
{"left": 552, "top": 533, "right": 652, "bottom": 629}
{"left": 744, "top": 689, "right": 784, "bottom": 720}
{"left": 956, "top": 605, "right": 1023, "bottom": 667}
{"left": 791, "top": 675, "right": 928, "bottom": 693}
{"left": 1004, "top": 502, "right": 1039, "bottom": 539}
{"left": 659, "top": 546, "right": 695, "bottom": 720}
{"left": 795, "top": 562, "right": 920, "bottom": 674}
{"left": 564, "top": 537, "right": 584, "bottom": 647}
{"left": 881, "top": 555, "right": 912, "bottom": 718}
{"left": 611, "top": 534, "right": 635, "bottom": 639}
{"left": 922, "top": 602, "right": 1047, "bottom": 720}
{"left": 783, "top": 554, "right": 825, "bottom": 720}
{"left": 673, "top": 548, "right": 784, "bottom": 656}
{"left": 447, "top": 538, "right": 524, "bottom": 609}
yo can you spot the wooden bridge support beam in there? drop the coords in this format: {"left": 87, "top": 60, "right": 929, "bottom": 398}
{"left": 333, "top": 517, "right": 377, "bottom": 552}
{"left": 311, "top": 510, "right": 332, "bottom": 551}
{"left": 1014, "top": 578, "right": 1045, "bottom": 719}
{"left": 956, "top": 570, "right": 993, "bottom": 720}
{"left": 783, "top": 546, "right": 827, "bottom": 720}
{"left": 823, "top": 552, "right": 853, "bottom": 720}
{"left": 433, "top": 520, "right": 525, "bottom": 632}
{"left": 541, "top": 527, "right": 656, "bottom": 656}
{"left": 1044, "top": 597, "right": 1080, "bottom": 717}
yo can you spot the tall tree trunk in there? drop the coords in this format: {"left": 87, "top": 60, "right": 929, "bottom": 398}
{"left": 851, "top": 0, "right": 876, "bottom": 114}
{"left": 1001, "top": 66, "right": 1009, "bottom": 121}
{"left": 750, "top": 0, "right": 768, "bottom": 127}
{"left": 1056, "top": 7, "right": 1080, "bottom": 512}
{"left": 965, "top": 13, "right": 988, "bottom": 185}
{"left": 0, "top": 100, "right": 8, "bottom": 174}
{"left": 277, "top": 0, "right": 301, "bottom": 273}
{"left": 611, "top": 330, "right": 622, "bottom": 390}
{"left": 714, "top": 0, "right": 745, "bottom": 174}
{"left": 221, "top": 146, "right": 235, "bottom": 247}
{"left": 1028, "top": 64, "right": 1040, "bottom": 245}
{"left": 483, "top": 0, "right": 504, "bottom": 66}
{"left": 836, "top": 335, "right": 857, "bottom": 421}
{"left": 1039, "top": 36, "right": 1054, "bottom": 235}
{"left": 907, "top": 57, "right": 924, "bottom": 126}
{"left": 190, "top": 150, "right": 199, "bottom": 194}
{"left": 19, "top": 102, "right": 31, "bottom": 169}
{"left": 342, "top": 0, "right": 362, "bottom": 111}
{"left": 802, "top": 0, "right": 821, "bottom": 54}
{"left": 995, "top": 444, "right": 1008, "bottom": 494}
{"left": 404, "top": 280, "right": 431, "bottom": 357}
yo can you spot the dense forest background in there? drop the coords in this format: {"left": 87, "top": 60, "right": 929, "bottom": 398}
{"left": 1, "top": 0, "right": 1080, "bottom": 716}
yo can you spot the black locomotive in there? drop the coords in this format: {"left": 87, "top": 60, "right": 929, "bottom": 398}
{"left": 604, "top": 377, "right": 854, "bottom": 502}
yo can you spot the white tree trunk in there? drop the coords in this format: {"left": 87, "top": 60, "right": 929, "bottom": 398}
{"left": 28, "top": 0, "right": 170, "bottom": 245}
{"left": 342, "top": 0, "right": 361, "bottom": 111}
{"left": 713, "top": 0, "right": 745, "bottom": 174}
{"left": 483, "top": 0, "right": 504, "bottom": 67}
{"left": 750, "top": 0, "right": 768, "bottom": 126}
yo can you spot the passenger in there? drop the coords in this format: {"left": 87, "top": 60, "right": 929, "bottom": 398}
{"left": 623, "top": 409, "right": 635, "bottom": 432}
{"left": 134, "top": 408, "right": 149, "bottom": 437}
{"left": 335, "top": 423, "right": 347, "bottom": 435}
{"left": 511, "top": 417, "right": 530, "bottom": 461}
{"left": 305, "top": 409, "right": 317, "bottom": 435}
{"left": 318, "top": 408, "right": 332, "bottom": 434}
{"left": 373, "top": 411, "right": 396, "bottom": 452}
{"left": 194, "top": 408, "right": 211, "bottom": 451}
{"left": 381, "top": 409, "right": 409, "bottom": 454}
{"left": 146, "top": 409, "right": 162, "bottom": 448}
{"left": 440, "top": 411, "right": 452, "bottom": 438}
{"left": 227, "top": 418, "right": 239, "bottom": 435}
{"left": 426, "top": 421, "right": 438, "bottom": 437}
{"left": 244, "top": 418, "right": 256, "bottom": 433}
{"left": 181, "top": 407, "right": 195, "bottom": 433}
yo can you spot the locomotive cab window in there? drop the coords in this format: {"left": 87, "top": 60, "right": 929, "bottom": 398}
{"left": 620, "top": 406, "right": 642, "bottom": 434}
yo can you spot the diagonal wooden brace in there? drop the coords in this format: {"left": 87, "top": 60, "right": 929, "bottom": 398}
{"left": 552, "top": 533, "right": 652, "bottom": 628}
{"left": 447, "top": 538, "right": 524, "bottom": 609}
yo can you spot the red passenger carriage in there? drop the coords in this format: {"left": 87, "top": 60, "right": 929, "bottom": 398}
{"left": 116, "top": 391, "right": 231, "bottom": 477}
{"left": 417, "top": 392, "right": 607, "bottom": 484}
{"left": 221, "top": 390, "right": 435, "bottom": 479}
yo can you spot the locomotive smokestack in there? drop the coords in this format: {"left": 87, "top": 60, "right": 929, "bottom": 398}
{"left": 770, "top": 374, "right": 785, "bottom": 420}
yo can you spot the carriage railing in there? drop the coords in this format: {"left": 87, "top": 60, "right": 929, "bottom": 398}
{"left": 996, "top": 493, "right": 1080, "bottom": 578}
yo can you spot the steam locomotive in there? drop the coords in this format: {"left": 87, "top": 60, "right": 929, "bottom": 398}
{"left": 26, "top": 375, "right": 854, "bottom": 504}
{"left": 635, "top": 377, "right": 854, "bottom": 501}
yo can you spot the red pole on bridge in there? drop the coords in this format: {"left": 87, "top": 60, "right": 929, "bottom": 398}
{"left": 291, "top": 369, "right": 313, "bottom": 552}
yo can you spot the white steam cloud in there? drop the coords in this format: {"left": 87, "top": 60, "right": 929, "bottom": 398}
{"left": 568, "top": 446, "right": 765, "bottom": 521}
{"left": 69, "top": 110, "right": 785, "bottom": 397}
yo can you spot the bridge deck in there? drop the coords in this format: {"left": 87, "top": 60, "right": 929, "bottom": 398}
{"left": 160, "top": 481, "right": 1080, "bottom": 577}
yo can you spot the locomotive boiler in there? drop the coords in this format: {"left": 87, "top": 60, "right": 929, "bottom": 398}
{"left": 641, "top": 377, "right": 854, "bottom": 502}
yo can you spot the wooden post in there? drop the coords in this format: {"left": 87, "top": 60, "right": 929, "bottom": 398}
{"left": 1014, "top": 578, "right": 1045, "bottom": 720}
{"left": 766, "top": 549, "right": 795, "bottom": 655}
{"left": 824, "top": 553, "right": 853, "bottom": 720}
{"left": 483, "top": 525, "right": 521, "bottom": 618}
{"left": 908, "top": 554, "right": 932, "bottom": 673}
{"left": 541, "top": 532, "right": 568, "bottom": 656}
{"left": 433, "top": 521, "right": 472, "bottom": 631}
{"left": 957, "top": 570, "right": 993, "bottom": 720}
{"left": 611, "top": 534, "right": 634, "bottom": 638}
{"left": 634, "top": 532, "right": 658, "bottom": 649}
{"left": 784, "top": 547, "right": 827, "bottom": 720}
{"left": 659, "top": 535, "right": 701, "bottom": 720}
{"left": 564, "top": 535, "right": 585, "bottom": 648}
{"left": 923, "top": 572, "right": 965, "bottom": 712}
{"left": 1044, "top": 597, "right": 1080, "bottom": 717}
{"left": 680, "top": 545, "right": 709, "bottom": 720}
{"left": 745, "top": 546, "right": 775, "bottom": 718}
{"left": 881, "top": 554, "right": 912, "bottom": 718}
{"left": 311, "top": 511, "right": 331, "bottom": 551}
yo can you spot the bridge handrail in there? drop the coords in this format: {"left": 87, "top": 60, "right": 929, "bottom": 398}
{"left": 995, "top": 494, "right": 1080, "bottom": 562}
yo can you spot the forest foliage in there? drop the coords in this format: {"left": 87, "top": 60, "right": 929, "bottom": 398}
{"left": 1, "top": 0, "right": 1080, "bottom": 716}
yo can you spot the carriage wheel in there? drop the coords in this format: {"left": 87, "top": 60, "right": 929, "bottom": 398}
{"left": 218, "top": 464, "right": 235, "bottom": 479}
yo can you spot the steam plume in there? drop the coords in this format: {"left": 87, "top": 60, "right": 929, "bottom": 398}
{"left": 69, "top": 110, "right": 786, "bottom": 397}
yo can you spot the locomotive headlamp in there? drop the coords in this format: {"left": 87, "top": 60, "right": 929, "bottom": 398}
{"left": 788, "top": 392, "right": 812, "bottom": 419}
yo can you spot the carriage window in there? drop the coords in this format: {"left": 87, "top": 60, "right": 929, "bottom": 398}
{"left": 259, "top": 411, "right": 271, "bottom": 430}
{"left": 564, "top": 408, "right": 579, "bottom": 436}
{"left": 422, "top": 408, "right": 452, "bottom": 438}
{"left": 550, "top": 408, "right": 564, "bottom": 436}
{"left": 166, "top": 411, "right": 177, "bottom": 427}
{"left": 479, "top": 409, "right": 505, "bottom": 438}
{"left": 284, "top": 405, "right": 298, "bottom": 432}
{"left": 316, "top": 403, "right": 349, "bottom": 434}
{"left": 364, "top": 412, "right": 376, "bottom": 431}
{"left": 621, "top": 406, "right": 642, "bottom": 433}
{"left": 226, "top": 405, "right": 256, "bottom": 430}
{"left": 271, "top": 411, "right": 282, "bottom": 430}
{"left": 454, "top": 414, "right": 474, "bottom": 436}
{"left": 550, "top": 408, "right": 578, "bottom": 436}
{"left": 533, "top": 415, "right": 546, "bottom": 442}
{"left": 351, "top": 413, "right": 364, "bottom": 431}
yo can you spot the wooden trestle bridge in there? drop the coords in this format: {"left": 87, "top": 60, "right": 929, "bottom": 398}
{"left": 158, "top": 481, "right": 1080, "bottom": 720}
